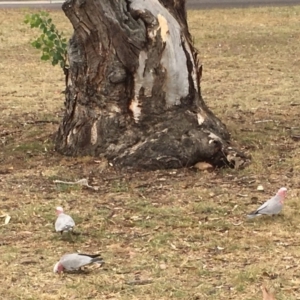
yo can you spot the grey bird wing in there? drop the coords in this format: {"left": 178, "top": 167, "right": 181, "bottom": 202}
{"left": 247, "top": 196, "right": 282, "bottom": 218}
{"left": 257, "top": 195, "right": 283, "bottom": 214}
{"left": 247, "top": 199, "right": 271, "bottom": 218}
{"left": 60, "top": 253, "right": 103, "bottom": 271}
{"left": 55, "top": 213, "right": 75, "bottom": 232}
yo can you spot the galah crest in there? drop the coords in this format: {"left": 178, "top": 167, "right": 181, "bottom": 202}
{"left": 247, "top": 187, "right": 287, "bottom": 218}
{"left": 53, "top": 253, "right": 104, "bottom": 273}
{"left": 55, "top": 206, "right": 75, "bottom": 233}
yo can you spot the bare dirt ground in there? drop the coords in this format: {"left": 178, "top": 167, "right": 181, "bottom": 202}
{"left": 1, "top": 6, "right": 300, "bottom": 300}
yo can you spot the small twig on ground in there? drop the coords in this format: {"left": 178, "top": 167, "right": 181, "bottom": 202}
{"left": 125, "top": 279, "right": 153, "bottom": 286}
{"left": 103, "top": 176, "right": 125, "bottom": 181}
{"left": 0, "top": 130, "right": 22, "bottom": 137}
{"left": 232, "top": 221, "right": 243, "bottom": 226}
{"left": 237, "top": 194, "right": 249, "bottom": 198}
{"left": 53, "top": 179, "right": 99, "bottom": 191}
{"left": 254, "top": 119, "right": 275, "bottom": 124}
{"left": 21, "top": 120, "right": 59, "bottom": 125}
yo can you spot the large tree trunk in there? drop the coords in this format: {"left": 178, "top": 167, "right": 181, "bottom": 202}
{"left": 55, "top": 0, "right": 248, "bottom": 170}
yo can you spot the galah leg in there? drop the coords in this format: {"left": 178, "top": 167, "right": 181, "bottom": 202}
{"left": 68, "top": 230, "right": 75, "bottom": 243}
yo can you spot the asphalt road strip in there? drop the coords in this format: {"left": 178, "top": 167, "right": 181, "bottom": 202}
{"left": 0, "top": 0, "right": 63, "bottom": 4}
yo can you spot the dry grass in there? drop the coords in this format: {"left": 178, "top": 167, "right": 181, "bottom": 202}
{"left": 0, "top": 5, "right": 300, "bottom": 300}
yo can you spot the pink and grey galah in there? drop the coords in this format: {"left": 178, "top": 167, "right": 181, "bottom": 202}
{"left": 247, "top": 187, "right": 287, "bottom": 218}
{"left": 55, "top": 206, "right": 75, "bottom": 234}
{"left": 53, "top": 253, "right": 104, "bottom": 273}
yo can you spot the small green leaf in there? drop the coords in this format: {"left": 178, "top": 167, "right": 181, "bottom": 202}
{"left": 43, "top": 39, "right": 53, "bottom": 48}
{"left": 41, "top": 53, "right": 50, "bottom": 60}
{"left": 33, "top": 18, "right": 42, "bottom": 28}
{"left": 31, "top": 40, "right": 42, "bottom": 49}
{"left": 52, "top": 57, "right": 59, "bottom": 65}
{"left": 40, "top": 23, "right": 47, "bottom": 31}
{"left": 49, "top": 34, "right": 57, "bottom": 41}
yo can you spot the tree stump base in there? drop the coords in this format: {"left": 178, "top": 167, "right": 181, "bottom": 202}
{"left": 55, "top": 0, "right": 250, "bottom": 170}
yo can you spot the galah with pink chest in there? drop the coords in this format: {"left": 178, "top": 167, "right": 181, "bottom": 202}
{"left": 53, "top": 253, "right": 104, "bottom": 273}
{"left": 247, "top": 187, "right": 287, "bottom": 218}
{"left": 55, "top": 206, "right": 75, "bottom": 234}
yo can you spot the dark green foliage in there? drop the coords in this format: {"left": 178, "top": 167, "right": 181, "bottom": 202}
{"left": 24, "top": 11, "right": 68, "bottom": 70}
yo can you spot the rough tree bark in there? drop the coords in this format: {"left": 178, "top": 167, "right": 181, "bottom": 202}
{"left": 55, "top": 0, "right": 249, "bottom": 170}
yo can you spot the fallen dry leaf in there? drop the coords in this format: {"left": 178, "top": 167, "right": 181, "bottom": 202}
{"left": 257, "top": 185, "right": 264, "bottom": 191}
{"left": 193, "top": 162, "right": 214, "bottom": 171}
{"left": 4, "top": 215, "right": 11, "bottom": 225}
{"left": 261, "top": 284, "right": 276, "bottom": 300}
{"left": 18, "top": 231, "right": 33, "bottom": 235}
{"left": 20, "top": 259, "right": 38, "bottom": 265}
